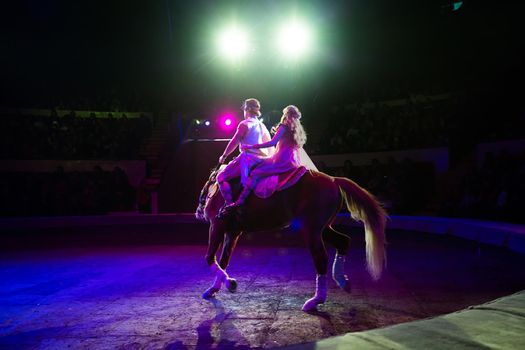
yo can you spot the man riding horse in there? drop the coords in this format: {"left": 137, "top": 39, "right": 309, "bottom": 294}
{"left": 197, "top": 101, "right": 387, "bottom": 312}
{"left": 216, "top": 98, "right": 273, "bottom": 217}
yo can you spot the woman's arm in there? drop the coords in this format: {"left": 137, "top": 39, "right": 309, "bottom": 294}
{"left": 247, "top": 125, "right": 286, "bottom": 150}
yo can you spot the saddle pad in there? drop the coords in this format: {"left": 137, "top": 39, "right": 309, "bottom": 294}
{"left": 253, "top": 166, "right": 308, "bottom": 199}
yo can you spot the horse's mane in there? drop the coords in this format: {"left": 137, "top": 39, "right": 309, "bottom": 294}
{"left": 195, "top": 166, "right": 221, "bottom": 222}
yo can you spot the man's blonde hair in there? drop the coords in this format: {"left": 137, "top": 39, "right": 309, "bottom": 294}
{"left": 242, "top": 98, "right": 261, "bottom": 116}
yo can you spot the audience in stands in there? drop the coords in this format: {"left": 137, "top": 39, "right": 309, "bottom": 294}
{"left": 0, "top": 106, "right": 153, "bottom": 216}
{"left": 309, "top": 95, "right": 453, "bottom": 154}
{"left": 6, "top": 88, "right": 152, "bottom": 113}
{"left": 317, "top": 157, "right": 436, "bottom": 216}
{"left": 309, "top": 90, "right": 524, "bottom": 155}
{"left": 0, "top": 166, "right": 135, "bottom": 217}
{"left": 1, "top": 85, "right": 523, "bottom": 223}
{"left": 317, "top": 149, "right": 524, "bottom": 224}
{"left": 439, "top": 150, "right": 524, "bottom": 224}
{"left": 0, "top": 112, "right": 151, "bottom": 160}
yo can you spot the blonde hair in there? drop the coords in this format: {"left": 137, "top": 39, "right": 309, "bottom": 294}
{"left": 273, "top": 105, "right": 307, "bottom": 147}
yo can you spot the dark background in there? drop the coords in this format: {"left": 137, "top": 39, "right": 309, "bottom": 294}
{"left": 1, "top": 0, "right": 523, "bottom": 119}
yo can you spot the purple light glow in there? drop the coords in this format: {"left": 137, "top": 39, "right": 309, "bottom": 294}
{"left": 218, "top": 114, "right": 236, "bottom": 131}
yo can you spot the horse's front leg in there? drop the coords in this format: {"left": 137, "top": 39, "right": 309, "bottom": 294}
{"left": 301, "top": 225, "right": 329, "bottom": 312}
{"left": 203, "top": 222, "right": 228, "bottom": 299}
{"left": 218, "top": 231, "right": 242, "bottom": 293}
{"left": 203, "top": 220, "right": 241, "bottom": 298}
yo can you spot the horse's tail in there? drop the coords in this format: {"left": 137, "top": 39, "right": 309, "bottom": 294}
{"left": 335, "top": 177, "right": 387, "bottom": 280}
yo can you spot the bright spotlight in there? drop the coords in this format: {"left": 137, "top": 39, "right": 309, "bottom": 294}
{"left": 217, "top": 26, "right": 249, "bottom": 61}
{"left": 204, "top": 120, "right": 211, "bottom": 126}
{"left": 277, "top": 21, "right": 312, "bottom": 59}
{"left": 452, "top": 1, "right": 463, "bottom": 11}
{"left": 224, "top": 118, "right": 232, "bottom": 126}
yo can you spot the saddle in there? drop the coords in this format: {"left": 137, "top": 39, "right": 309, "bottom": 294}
{"left": 252, "top": 166, "right": 307, "bottom": 199}
{"left": 195, "top": 165, "right": 308, "bottom": 222}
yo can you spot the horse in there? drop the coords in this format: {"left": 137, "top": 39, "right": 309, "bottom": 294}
{"left": 195, "top": 167, "right": 387, "bottom": 311}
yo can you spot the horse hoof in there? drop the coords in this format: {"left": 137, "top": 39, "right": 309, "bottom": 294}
{"left": 225, "top": 278, "right": 237, "bottom": 293}
{"left": 343, "top": 281, "right": 352, "bottom": 293}
{"left": 302, "top": 297, "right": 325, "bottom": 312}
{"left": 202, "top": 287, "right": 220, "bottom": 299}
{"left": 334, "top": 275, "right": 351, "bottom": 293}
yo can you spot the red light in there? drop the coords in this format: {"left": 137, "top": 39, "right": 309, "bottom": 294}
{"left": 224, "top": 118, "right": 232, "bottom": 126}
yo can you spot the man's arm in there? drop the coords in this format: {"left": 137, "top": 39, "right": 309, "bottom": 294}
{"left": 219, "top": 123, "right": 248, "bottom": 164}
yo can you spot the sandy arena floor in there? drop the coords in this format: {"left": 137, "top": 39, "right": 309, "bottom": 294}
{"left": 1, "top": 230, "right": 525, "bottom": 349}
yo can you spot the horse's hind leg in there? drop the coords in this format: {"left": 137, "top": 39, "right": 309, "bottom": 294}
{"left": 218, "top": 231, "right": 242, "bottom": 293}
{"left": 323, "top": 226, "right": 351, "bottom": 292}
{"left": 323, "top": 226, "right": 350, "bottom": 255}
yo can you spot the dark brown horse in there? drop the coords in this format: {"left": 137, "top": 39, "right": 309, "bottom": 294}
{"left": 196, "top": 168, "right": 387, "bottom": 311}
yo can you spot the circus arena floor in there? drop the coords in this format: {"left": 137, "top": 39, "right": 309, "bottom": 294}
{"left": 1, "top": 215, "right": 525, "bottom": 349}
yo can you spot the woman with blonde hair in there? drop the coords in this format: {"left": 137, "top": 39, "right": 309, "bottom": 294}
{"left": 220, "top": 104, "right": 316, "bottom": 214}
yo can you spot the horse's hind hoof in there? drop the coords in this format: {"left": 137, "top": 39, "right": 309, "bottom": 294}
{"left": 202, "top": 287, "right": 220, "bottom": 299}
{"left": 225, "top": 278, "right": 237, "bottom": 293}
{"left": 334, "top": 275, "right": 351, "bottom": 293}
